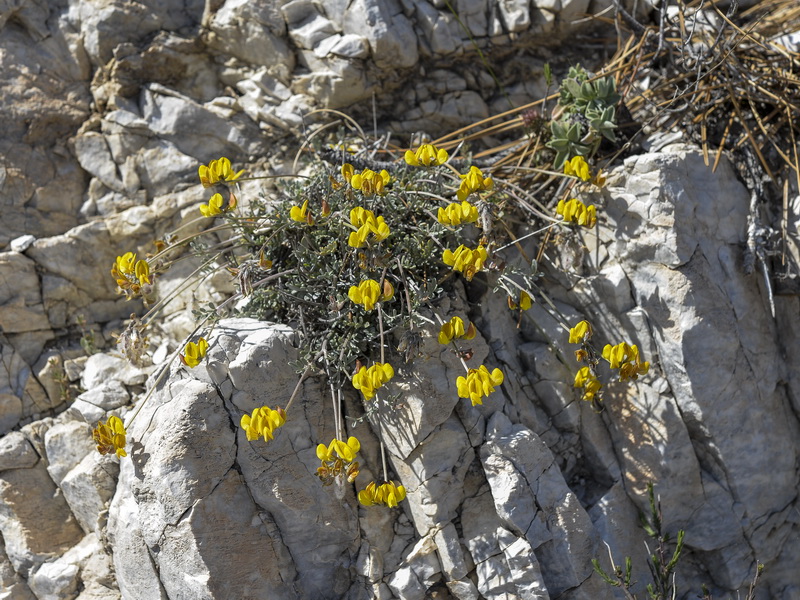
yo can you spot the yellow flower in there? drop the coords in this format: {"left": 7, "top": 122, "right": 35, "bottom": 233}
{"left": 93, "top": 415, "right": 127, "bottom": 458}
{"left": 442, "top": 244, "right": 488, "bottom": 281}
{"left": 352, "top": 362, "right": 394, "bottom": 401}
{"left": 563, "top": 156, "right": 591, "bottom": 182}
{"left": 240, "top": 405, "right": 286, "bottom": 442}
{"left": 438, "top": 316, "right": 477, "bottom": 345}
{"left": 603, "top": 342, "right": 650, "bottom": 381}
{"left": 404, "top": 144, "right": 448, "bottom": 167}
{"left": 181, "top": 337, "right": 209, "bottom": 368}
{"left": 134, "top": 259, "right": 150, "bottom": 286}
{"left": 199, "top": 192, "right": 236, "bottom": 217}
{"left": 198, "top": 157, "right": 245, "bottom": 188}
{"left": 316, "top": 436, "right": 361, "bottom": 485}
{"left": 509, "top": 291, "right": 532, "bottom": 311}
{"left": 116, "top": 252, "right": 136, "bottom": 275}
{"left": 348, "top": 279, "right": 393, "bottom": 311}
{"left": 110, "top": 252, "right": 152, "bottom": 298}
{"left": 574, "top": 366, "right": 602, "bottom": 401}
{"left": 317, "top": 436, "right": 361, "bottom": 463}
{"left": 199, "top": 193, "right": 224, "bottom": 217}
{"left": 290, "top": 198, "right": 313, "bottom": 224}
{"left": 556, "top": 198, "right": 597, "bottom": 228}
{"left": 437, "top": 201, "right": 479, "bottom": 226}
{"left": 602, "top": 342, "right": 635, "bottom": 369}
{"left": 350, "top": 168, "right": 391, "bottom": 197}
{"left": 341, "top": 163, "right": 354, "bottom": 182}
{"left": 456, "top": 166, "right": 494, "bottom": 202}
{"left": 348, "top": 207, "right": 390, "bottom": 248}
{"left": 569, "top": 320, "right": 593, "bottom": 344}
{"left": 456, "top": 365, "right": 504, "bottom": 406}
{"left": 358, "top": 480, "right": 407, "bottom": 507}
{"left": 619, "top": 359, "right": 650, "bottom": 382}
{"left": 519, "top": 291, "right": 532, "bottom": 310}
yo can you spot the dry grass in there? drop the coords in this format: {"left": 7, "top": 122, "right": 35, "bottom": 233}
{"left": 423, "top": 0, "right": 800, "bottom": 287}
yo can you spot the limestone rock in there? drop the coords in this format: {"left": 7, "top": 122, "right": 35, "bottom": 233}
{"left": 26, "top": 221, "right": 118, "bottom": 301}
{"left": 498, "top": 0, "right": 531, "bottom": 32}
{"left": 140, "top": 83, "right": 269, "bottom": 161}
{"left": 81, "top": 353, "right": 147, "bottom": 389}
{"left": 44, "top": 419, "right": 96, "bottom": 486}
{"left": 37, "top": 353, "right": 67, "bottom": 408}
{"left": 591, "top": 147, "right": 800, "bottom": 592}
{"left": 0, "top": 431, "right": 39, "bottom": 471}
{"left": 481, "top": 412, "right": 605, "bottom": 598}
{"left": 0, "top": 0, "right": 90, "bottom": 246}
{"left": 0, "top": 342, "right": 51, "bottom": 434}
{"left": 73, "top": 132, "right": 126, "bottom": 193}
{"left": 343, "top": 0, "right": 419, "bottom": 69}
{"left": 29, "top": 533, "right": 119, "bottom": 600}
{"left": 0, "top": 252, "right": 50, "bottom": 335}
{"left": 76, "top": 0, "right": 201, "bottom": 67}
{"left": 0, "top": 535, "right": 36, "bottom": 600}
{"left": 110, "top": 374, "right": 299, "bottom": 599}
{"left": 60, "top": 452, "right": 119, "bottom": 534}
{"left": 207, "top": 0, "right": 294, "bottom": 81}
{"left": 282, "top": 0, "right": 339, "bottom": 50}
{"left": 69, "top": 385, "right": 130, "bottom": 428}
{"left": 414, "top": 1, "right": 460, "bottom": 56}
{"left": 0, "top": 461, "right": 84, "bottom": 576}
{"left": 29, "top": 559, "right": 80, "bottom": 600}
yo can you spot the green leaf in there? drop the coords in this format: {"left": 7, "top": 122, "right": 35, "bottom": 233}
{"left": 591, "top": 559, "right": 619, "bottom": 587}
{"left": 665, "top": 529, "right": 686, "bottom": 572}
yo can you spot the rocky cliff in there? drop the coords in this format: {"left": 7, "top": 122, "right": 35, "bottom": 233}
{"left": 1, "top": 1, "right": 798, "bottom": 599}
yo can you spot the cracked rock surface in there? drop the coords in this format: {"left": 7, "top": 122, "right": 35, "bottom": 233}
{"left": 0, "top": 0, "right": 799, "bottom": 598}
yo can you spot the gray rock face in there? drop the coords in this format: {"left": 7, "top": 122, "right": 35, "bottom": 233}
{"left": 0, "top": 0, "right": 798, "bottom": 596}
{"left": 587, "top": 147, "right": 800, "bottom": 593}
{"left": 0, "top": 0, "right": 610, "bottom": 436}
{"left": 1, "top": 121, "right": 799, "bottom": 598}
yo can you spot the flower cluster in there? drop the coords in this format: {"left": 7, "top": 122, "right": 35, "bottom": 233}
{"left": 240, "top": 406, "right": 286, "bottom": 442}
{"left": 437, "top": 200, "right": 478, "bottom": 227}
{"left": 457, "top": 365, "right": 504, "bottom": 406}
{"left": 341, "top": 164, "right": 391, "bottom": 196}
{"left": 198, "top": 157, "right": 244, "bottom": 188}
{"left": 443, "top": 244, "right": 488, "bottom": 281}
{"left": 574, "top": 366, "right": 602, "bottom": 401}
{"left": 556, "top": 198, "right": 597, "bottom": 228}
{"left": 93, "top": 416, "right": 127, "bottom": 458}
{"left": 404, "top": 143, "right": 448, "bottom": 167}
{"left": 111, "top": 252, "right": 153, "bottom": 302}
{"left": 180, "top": 338, "right": 209, "bottom": 368}
{"left": 358, "top": 480, "right": 407, "bottom": 507}
{"left": 198, "top": 157, "right": 241, "bottom": 217}
{"left": 603, "top": 342, "right": 650, "bottom": 382}
{"left": 316, "top": 436, "right": 361, "bottom": 485}
{"left": 348, "top": 207, "right": 390, "bottom": 248}
{"left": 563, "top": 156, "right": 591, "bottom": 182}
{"left": 457, "top": 166, "right": 494, "bottom": 202}
{"left": 348, "top": 279, "right": 394, "bottom": 311}
{"left": 352, "top": 362, "right": 394, "bottom": 401}
{"left": 438, "top": 316, "right": 476, "bottom": 345}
